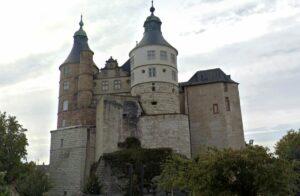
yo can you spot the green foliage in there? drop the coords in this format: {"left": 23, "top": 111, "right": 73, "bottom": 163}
{"left": 0, "top": 172, "right": 10, "bottom": 196}
{"left": 102, "top": 138, "right": 173, "bottom": 194}
{"left": 159, "top": 145, "right": 298, "bottom": 196}
{"left": 83, "top": 174, "right": 102, "bottom": 195}
{"left": 275, "top": 129, "right": 300, "bottom": 194}
{"left": 0, "top": 111, "right": 28, "bottom": 183}
{"left": 118, "top": 137, "right": 142, "bottom": 149}
{"left": 16, "top": 162, "right": 51, "bottom": 196}
{"left": 275, "top": 129, "right": 300, "bottom": 161}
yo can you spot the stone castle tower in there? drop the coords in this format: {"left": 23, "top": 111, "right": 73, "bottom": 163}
{"left": 49, "top": 3, "right": 245, "bottom": 195}
{"left": 57, "top": 16, "right": 98, "bottom": 129}
{"left": 130, "top": 4, "right": 180, "bottom": 114}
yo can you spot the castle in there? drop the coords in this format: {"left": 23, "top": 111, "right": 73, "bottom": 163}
{"left": 49, "top": 3, "right": 245, "bottom": 195}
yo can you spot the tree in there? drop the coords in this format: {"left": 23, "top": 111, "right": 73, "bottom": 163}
{"left": 16, "top": 162, "right": 51, "bottom": 196}
{"left": 159, "top": 145, "right": 298, "bottom": 196}
{"left": 0, "top": 172, "right": 10, "bottom": 196}
{"left": 275, "top": 129, "right": 300, "bottom": 195}
{"left": 275, "top": 129, "right": 300, "bottom": 161}
{"left": 0, "top": 111, "right": 28, "bottom": 183}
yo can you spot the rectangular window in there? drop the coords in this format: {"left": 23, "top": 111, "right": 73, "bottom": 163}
{"left": 60, "top": 139, "right": 64, "bottom": 147}
{"left": 63, "top": 81, "right": 69, "bottom": 90}
{"left": 225, "top": 97, "right": 231, "bottom": 111}
{"left": 63, "top": 100, "right": 68, "bottom": 111}
{"left": 63, "top": 66, "right": 70, "bottom": 76}
{"left": 149, "top": 67, "right": 156, "bottom": 77}
{"left": 171, "top": 53, "right": 176, "bottom": 64}
{"left": 224, "top": 83, "right": 228, "bottom": 92}
{"left": 213, "top": 104, "right": 219, "bottom": 114}
{"left": 114, "top": 80, "right": 121, "bottom": 90}
{"left": 101, "top": 81, "right": 109, "bottom": 91}
{"left": 147, "top": 50, "right": 156, "bottom": 60}
{"left": 172, "top": 70, "right": 177, "bottom": 81}
{"left": 160, "top": 50, "right": 167, "bottom": 60}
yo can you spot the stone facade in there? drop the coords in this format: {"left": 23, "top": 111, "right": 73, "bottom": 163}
{"left": 49, "top": 126, "right": 96, "bottom": 196}
{"left": 49, "top": 6, "right": 245, "bottom": 195}
{"left": 138, "top": 114, "right": 191, "bottom": 157}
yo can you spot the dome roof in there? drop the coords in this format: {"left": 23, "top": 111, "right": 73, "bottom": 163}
{"left": 130, "top": 2, "right": 177, "bottom": 54}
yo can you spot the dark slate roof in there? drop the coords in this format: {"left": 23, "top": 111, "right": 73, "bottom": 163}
{"left": 121, "top": 59, "right": 131, "bottom": 73}
{"left": 62, "top": 18, "right": 93, "bottom": 65}
{"left": 180, "top": 68, "right": 238, "bottom": 86}
{"left": 130, "top": 6, "right": 177, "bottom": 54}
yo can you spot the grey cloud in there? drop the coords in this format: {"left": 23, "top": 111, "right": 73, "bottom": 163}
{"left": 0, "top": 47, "right": 67, "bottom": 87}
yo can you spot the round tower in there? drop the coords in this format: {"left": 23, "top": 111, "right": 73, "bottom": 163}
{"left": 129, "top": 2, "right": 180, "bottom": 115}
{"left": 57, "top": 16, "right": 97, "bottom": 128}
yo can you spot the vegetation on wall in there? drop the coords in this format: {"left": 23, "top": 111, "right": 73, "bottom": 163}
{"left": 83, "top": 174, "right": 103, "bottom": 195}
{"left": 101, "top": 137, "right": 173, "bottom": 194}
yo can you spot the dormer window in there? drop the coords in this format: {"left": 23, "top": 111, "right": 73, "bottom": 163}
{"left": 147, "top": 50, "right": 156, "bottom": 60}
{"left": 160, "top": 51, "right": 167, "bottom": 60}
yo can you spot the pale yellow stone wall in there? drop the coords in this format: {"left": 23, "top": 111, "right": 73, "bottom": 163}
{"left": 138, "top": 114, "right": 191, "bottom": 158}
{"left": 182, "top": 82, "right": 245, "bottom": 157}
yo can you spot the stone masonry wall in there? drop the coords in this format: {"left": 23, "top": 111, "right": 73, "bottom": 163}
{"left": 138, "top": 114, "right": 191, "bottom": 158}
{"left": 131, "top": 82, "right": 180, "bottom": 115}
{"left": 49, "top": 126, "right": 95, "bottom": 196}
{"left": 182, "top": 82, "right": 245, "bottom": 157}
{"left": 95, "top": 95, "right": 141, "bottom": 161}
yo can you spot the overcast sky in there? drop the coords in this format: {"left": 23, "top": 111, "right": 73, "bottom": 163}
{"left": 0, "top": 0, "right": 299, "bottom": 164}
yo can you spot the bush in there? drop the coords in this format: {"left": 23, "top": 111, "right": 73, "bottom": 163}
{"left": 83, "top": 174, "right": 102, "bottom": 195}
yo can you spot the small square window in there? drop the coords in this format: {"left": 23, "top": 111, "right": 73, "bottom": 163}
{"left": 147, "top": 50, "right": 156, "bottom": 60}
{"left": 213, "top": 104, "right": 219, "bottom": 114}
{"left": 163, "top": 69, "right": 166, "bottom": 73}
{"left": 149, "top": 67, "right": 156, "bottom": 77}
{"left": 142, "top": 70, "right": 145, "bottom": 73}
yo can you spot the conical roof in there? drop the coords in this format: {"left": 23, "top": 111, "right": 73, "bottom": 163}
{"left": 63, "top": 16, "right": 93, "bottom": 64}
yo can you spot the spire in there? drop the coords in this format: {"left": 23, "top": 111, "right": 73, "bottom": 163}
{"left": 150, "top": 0, "right": 155, "bottom": 15}
{"left": 74, "top": 15, "right": 87, "bottom": 37}
{"left": 79, "top": 14, "right": 84, "bottom": 29}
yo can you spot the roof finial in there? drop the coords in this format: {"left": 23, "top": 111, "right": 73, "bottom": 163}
{"left": 79, "top": 14, "right": 84, "bottom": 29}
{"left": 150, "top": 0, "right": 155, "bottom": 15}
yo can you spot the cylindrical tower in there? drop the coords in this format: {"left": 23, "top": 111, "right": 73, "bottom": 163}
{"left": 129, "top": 3, "right": 180, "bottom": 115}
{"left": 57, "top": 16, "right": 97, "bottom": 128}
